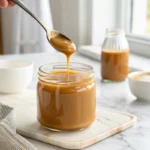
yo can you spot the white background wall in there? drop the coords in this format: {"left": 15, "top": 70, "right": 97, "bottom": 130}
{"left": 50, "top": 0, "right": 80, "bottom": 47}
{"left": 50, "top": 0, "right": 92, "bottom": 47}
{"left": 91, "top": 0, "right": 117, "bottom": 45}
{"left": 50, "top": 0, "right": 118, "bottom": 47}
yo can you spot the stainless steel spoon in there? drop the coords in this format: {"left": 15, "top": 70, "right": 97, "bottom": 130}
{"left": 12, "top": 0, "right": 76, "bottom": 55}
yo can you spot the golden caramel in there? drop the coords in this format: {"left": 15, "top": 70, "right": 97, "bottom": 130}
{"left": 37, "top": 33, "right": 96, "bottom": 130}
{"left": 101, "top": 50, "right": 129, "bottom": 81}
{"left": 37, "top": 70, "right": 96, "bottom": 130}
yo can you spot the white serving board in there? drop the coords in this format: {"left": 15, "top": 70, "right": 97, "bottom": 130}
{"left": 0, "top": 89, "right": 136, "bottom": 149}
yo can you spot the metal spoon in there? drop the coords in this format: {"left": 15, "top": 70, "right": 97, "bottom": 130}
{"left": 12, "top": 0, "right": 76, "bottom": 55}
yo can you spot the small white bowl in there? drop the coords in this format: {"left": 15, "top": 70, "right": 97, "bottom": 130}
{"left": 0, "top": 59, "right": 33, "bottom": 93}
{"left": 128, "top": 71, "right": 150, "bottom": 101}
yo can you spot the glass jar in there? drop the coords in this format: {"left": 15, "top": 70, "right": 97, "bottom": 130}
{"left": 37, "top": 62, "right": 96, "bottom": 131}
{"left": 101, "top": 28, "right": 129, "bottom": 82}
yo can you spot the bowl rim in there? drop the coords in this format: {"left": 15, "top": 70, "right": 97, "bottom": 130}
{"left": 0, "top": 59, "right": 33, "bottom": 70}
{"left": 128, "top": 71, "right": 150, "bottom": 83}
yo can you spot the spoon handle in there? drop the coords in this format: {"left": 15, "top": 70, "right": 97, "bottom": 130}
{"left": 12, "top": 0, "right": 48, "bottom": 32}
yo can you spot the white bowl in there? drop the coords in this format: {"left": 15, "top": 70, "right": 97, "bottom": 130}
{"left": 0, "top": 59, "right": 33, "bottom": 93}
{"left": 128, "top": 71, "right": 150, "bottom": 101}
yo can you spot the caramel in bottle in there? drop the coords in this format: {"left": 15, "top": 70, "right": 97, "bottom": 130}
{"left": 101, "top": 50, "right": 129, "bottom": 81}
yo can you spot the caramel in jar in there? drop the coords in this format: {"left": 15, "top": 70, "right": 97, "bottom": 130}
{"left": 37, "top": 30, "right": 96, "bottom": 130}
{"left": 37, "top": 63, "right": 96, "bottom": 131}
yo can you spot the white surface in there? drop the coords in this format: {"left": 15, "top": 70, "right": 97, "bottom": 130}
{"left": 0, "top": 89, "right": 136, "bottom": 149}
{"left": 0, "top": 60, "right": 33, "bottom": 93}
{"left": 128, "top": 71, "right": 150, "bottom": 101}
{"left": 0, "top": 52, "right": 150, "bottom": 150}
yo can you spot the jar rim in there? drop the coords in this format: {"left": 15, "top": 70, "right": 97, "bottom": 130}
{"left": 39, "top": 62, "right": 93, "bottom": 75}
{"left": 38, "top": 62, "right": 94, "bottom": 84}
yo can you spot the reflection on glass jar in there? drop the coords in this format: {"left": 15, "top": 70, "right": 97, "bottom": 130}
{"left": 37, "top": 63, "right": 96, "bottom": 131}
{"left": 101, "top": 28, "right": 130, "bottom": 82}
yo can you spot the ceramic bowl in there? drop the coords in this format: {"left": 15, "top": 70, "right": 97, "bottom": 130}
{"left": 128, "top": 71, "right": 150, "bottom": 101}
{"left": 0, "top": 59, "right": 33, "bottom": 93}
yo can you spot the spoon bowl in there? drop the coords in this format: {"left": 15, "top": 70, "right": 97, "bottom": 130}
{"left": 47, "top": 31, "right": 76, "bottom": 55}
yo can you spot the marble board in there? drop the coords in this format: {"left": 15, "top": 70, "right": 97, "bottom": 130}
{"left": 0, "top": 89, "right": 137, "bottom": 149}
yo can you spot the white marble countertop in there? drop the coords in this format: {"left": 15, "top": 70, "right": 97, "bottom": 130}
{"left": 0, "top": 52, "right": 150, "bottom": 150}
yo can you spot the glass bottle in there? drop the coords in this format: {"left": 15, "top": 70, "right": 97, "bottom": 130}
{"left": 101, "top": 28, "right": 129, "bottom": 82}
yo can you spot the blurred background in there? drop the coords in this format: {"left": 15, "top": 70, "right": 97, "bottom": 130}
{"left": 0, "top": 0, "right": 150, "bottom": 56}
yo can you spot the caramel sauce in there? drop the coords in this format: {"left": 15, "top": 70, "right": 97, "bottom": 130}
{"left": 101, "top": 50, "right": 129, "bottom": 81}
{"left": 37, "top": 35, "right": 96, "bottom": 130}
{"left": 50, "top": 34, "right": 76, "bottom": 69}
{"left": 37, "top": 70, "right": 96, "bottom": 130}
